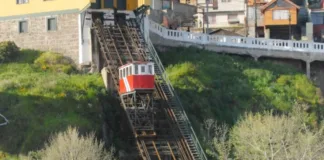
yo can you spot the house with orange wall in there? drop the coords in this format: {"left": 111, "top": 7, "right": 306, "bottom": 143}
{"left": 261, "top": 0, "right": 300, "bottom": 40}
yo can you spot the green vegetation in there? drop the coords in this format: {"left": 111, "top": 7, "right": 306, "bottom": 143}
{"left": 40, "top": 126, "right": 115, "bottom": 160}
{"left": 1, "top": 40, "right": 323, "bottom": 159}
{"left": 0, "top": 41, "right": 107, "bottom": 157}
{"left": 159, "top": 47, "right": 324, "bottom": 158}
{"left": 0, "top": 41, "right": 19, "bottom": 63}
{"left": 34, "top": 52, "right": 77, "bottom": 74}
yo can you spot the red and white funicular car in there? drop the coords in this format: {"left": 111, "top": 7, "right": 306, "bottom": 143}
{"left": 118, "top": 61, "right": 155, "bottom": 94}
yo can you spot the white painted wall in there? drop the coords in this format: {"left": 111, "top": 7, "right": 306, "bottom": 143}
{"left": 196, "top": 0, "right": 246, "bottom": 28}
{"left": 78, "top": 12, "right": 92, "bottom": 65}
{"left": 197, "top": 0, "right": 245, "bottom": 12}
{"left": 204, "top": 11, "right": 245, "bottom": 28}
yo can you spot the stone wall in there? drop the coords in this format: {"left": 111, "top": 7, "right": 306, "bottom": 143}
{"left": 0, "top": 13, "right": 80, "bottom": 63}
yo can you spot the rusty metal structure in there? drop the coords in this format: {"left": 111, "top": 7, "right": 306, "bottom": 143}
{"left": 93, "top": 5, "right": 207, "bottom": 160}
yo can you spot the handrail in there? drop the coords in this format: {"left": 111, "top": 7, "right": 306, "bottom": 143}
{"left": 148, "top": 19, "right": 324, "bottom": 54}
{"left": 137, "top": 16, "right": 207, "bottom": 160}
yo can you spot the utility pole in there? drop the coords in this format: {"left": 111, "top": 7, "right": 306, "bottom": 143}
{"left": 206, "top": 0, "right": 209, "bottom": 33}
{"left": 254, "top": 0, "right": 257, "bottom": 38}
{"left": 245, "top": 0, "right": 249, "bottom": 37}
{"left": 289, "top": 12, "right": 291, "bottom": 40}
{"left": 203, "top": 8, "right": 205, "bottom": 33}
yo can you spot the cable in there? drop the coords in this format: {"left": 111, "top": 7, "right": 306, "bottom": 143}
{"left": 0, "top": 113, "right": 9, "bottom": 126}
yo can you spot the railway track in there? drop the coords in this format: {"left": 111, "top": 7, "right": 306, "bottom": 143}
{"left": 93, "top": 7, "right": 207, "bottom": 160}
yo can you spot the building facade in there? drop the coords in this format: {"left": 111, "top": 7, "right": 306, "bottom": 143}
{"left": 180, "top": 0, "right": 197, "bottom": 6}
{"left": 247, "top": 0, "right": 271, "bottom": 37}
{"left": 196, "top": 0, "right": 246, "bottom": 30}
{"left": 261, "top": 0, "right": 300, "bottom": 40}
{"left": 0, "top": 0, "right": 150, "bottom": 67}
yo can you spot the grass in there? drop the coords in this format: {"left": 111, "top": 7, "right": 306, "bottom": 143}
{"left": 0, "top": 49, "right": 107, "bottom": 156}
{"left": 159, "top": 47, "right": 324, "bottom": 143}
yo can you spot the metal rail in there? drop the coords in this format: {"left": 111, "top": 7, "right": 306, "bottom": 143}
{"left": 136, "top": 16, "right": 208, "bottom": 160}
{"left": 94, "top": 19, "right": 181, "bottom": 159}
{"left": 94, "top": 8, "right": 207, "bottom": 158}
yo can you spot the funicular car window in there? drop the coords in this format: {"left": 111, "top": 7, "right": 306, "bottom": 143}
{"left": 123, "top": 68, "right": 125, "bottom": 78}
{"left": 141, "top": 65, "right": 145, "bottom": 73}
{"left": 148, "top": 65, "right": 152, "bottom": 74}
{"left": 135, "top": 64, "right": 138, "bottom": 74}
{"left": 129, "top": 66, "right": 132, "bottom": 75}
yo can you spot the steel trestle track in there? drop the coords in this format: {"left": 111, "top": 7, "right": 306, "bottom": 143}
{"left": 93, "top": 9, "right": 207, "bottom": 160}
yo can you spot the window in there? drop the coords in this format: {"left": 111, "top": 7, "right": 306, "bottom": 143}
{"left": 228, "top": 14, "right": 239, "bottom": 23}
{"left": 141, "top": 66, "right": 145, "bottom": 73}
{"left": 119, "top": 70, "right": 122, "bottom": 79}
{"left": 128, "top": 66, "right": 132, "bottom": 75}
{"left": 273, "top": 10, "right": 289, "bottom": 20}
{"left": 148, "top": 65, "right": 152, "bottom": 74}
{"left": 123, "top": 68, "right": 125, "bottom": 78}
{"left": 134, "top": 64, "right": 138, "bottom": 74}
{"left": 47, "top": 18, "right": 57, "bottom": 31}
{"left": 19, "top": 21, "right": 28, "bottom": 33}
{"left": 17, "top": 0, "right": 28, "bottom": 4}
{"left": 311, "top": 12, "right": 324, "bottom": 25}
{"left": 126, "top": 67, "right": 129, "bottom": 76}
{"left": 221, "top": 0, "right": 231, "bottom": 2}
{"left": 228, "top": 14, "right": 238, "bottom": 20}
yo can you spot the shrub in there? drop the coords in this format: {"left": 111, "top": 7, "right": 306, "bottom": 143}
{"left": 0, "top": 41, "right": 19, "bottom": 63}
{"left": 230, "top": 107, "right": 324, "bottom": 160}
{"left": 34, "top": 52, "right": 76, "bottom": 74}
{"left": 41, "top": 126, "right": 115, "bottom": 160}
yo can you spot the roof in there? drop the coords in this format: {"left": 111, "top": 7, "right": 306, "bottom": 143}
{"left": 118, "top": 61, "right": 153, "bottom": 69}
{"left": 209, "top": 29, "right": 244, "bottom": 37}
{"left": 261, "top": 0, "right": 300, "bottom": 13}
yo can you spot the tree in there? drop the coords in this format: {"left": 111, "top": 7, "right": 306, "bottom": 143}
{"left": 41, "top": 126, "right": 115, "bottom": 160}
{"left": 213, "top": 123, "right": 231, "bottom": 160}
{"left": 230, "top": 106, "right": 324, "bottom": 160}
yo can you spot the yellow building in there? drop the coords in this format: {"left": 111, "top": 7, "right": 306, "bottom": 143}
{"left": 0, "top": 0, "right": 151, "bottom": 18}
{"left": 0, "top": 0, "right": 151, "bottom": 68}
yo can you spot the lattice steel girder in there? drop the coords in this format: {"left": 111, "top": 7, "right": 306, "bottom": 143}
{"left": 121, "top": 91, "right": 154, "bottom": 131}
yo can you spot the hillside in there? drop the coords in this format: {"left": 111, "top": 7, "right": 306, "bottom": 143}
{"left": 0, "top": 49, "right": 108, "bottom": 158}
{"left": 1, "top": 44, "right": 323, "bottom": 159}
{"left": 158, "top": 47, "right": 324, "bottom": 154}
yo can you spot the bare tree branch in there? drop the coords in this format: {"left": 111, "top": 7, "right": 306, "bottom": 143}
{"left": 0, "top": 113, "right": 9, "bottom": 126}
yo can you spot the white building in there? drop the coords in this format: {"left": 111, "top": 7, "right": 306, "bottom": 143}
{"left": 196, "top": 0, "right": 246, "bottom": 29}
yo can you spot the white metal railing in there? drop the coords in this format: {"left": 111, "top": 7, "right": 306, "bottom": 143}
{"left": 149, "top": 20, "right": 324, "bottom": 53}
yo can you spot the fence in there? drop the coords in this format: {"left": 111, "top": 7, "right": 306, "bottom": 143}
{"left": 148, "top": 20, "right": 324, "bottom": 53}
